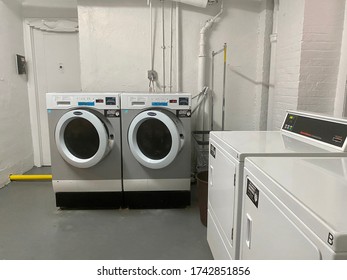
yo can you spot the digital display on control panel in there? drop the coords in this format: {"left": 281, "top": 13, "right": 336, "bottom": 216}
{"left": 282, "top": 113, "right": 347, "bottom": 148}
{"left": 179, "top": 97, "right": 189, "bottom": 106}
{"left": 105, "top": 97, "right": 116, "bottom": 105}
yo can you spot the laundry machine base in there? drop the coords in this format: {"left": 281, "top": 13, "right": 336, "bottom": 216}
{"left": 56, "top": 192, "right": 123, "bottom": 209}
{"left": 124, "top": 191, "right": 191, "bottom": 209}
{"left": 52, "top": 179, "right": 122, "bottom": 209}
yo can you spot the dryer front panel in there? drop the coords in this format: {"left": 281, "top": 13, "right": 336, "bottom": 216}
{"left": 128, "top": 110, "right": 184, "bottom": 169}
{"left": 55, "top": 109, "right": 113, "bottom": 168}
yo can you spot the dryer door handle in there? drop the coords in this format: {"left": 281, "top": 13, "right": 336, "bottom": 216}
{"left": 246, "top": 213, "right": 252, "bottom": 249}
{"left": 209, "top": 165, "right": 213, "bottom": 188}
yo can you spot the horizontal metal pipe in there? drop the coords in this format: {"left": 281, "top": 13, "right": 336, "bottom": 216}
{"left": 9, "top": 174, "right": 52, "bottom": 181}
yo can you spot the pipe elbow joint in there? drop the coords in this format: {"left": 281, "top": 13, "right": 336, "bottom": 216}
{"left": 200, "top": 22, "right": 213, "bottom": 34}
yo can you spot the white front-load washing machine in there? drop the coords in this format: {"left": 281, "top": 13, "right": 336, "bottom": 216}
{"left": 121, "top": 92, "right": 191, "bottom": 208}
{"left": 241, "top": 157, "right": 347, "bottom": 259}
{"left": 46, "top": 93, "right": 122, "bottom": 208}
{"left": 208, "top": 111, "right": 347, "bottom": 259}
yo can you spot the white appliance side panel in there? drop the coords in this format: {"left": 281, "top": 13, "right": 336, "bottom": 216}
{"left": 240, "top": 174, "right": 322, "bottom": 260}
{"left": 208, "top": 140, "right": 237, "bottom": 258}
{"left": 207, "top": 210, "right": 232, "bottom": 260}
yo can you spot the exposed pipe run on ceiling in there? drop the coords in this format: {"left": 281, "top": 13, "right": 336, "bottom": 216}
{"left": 146, "top": 0, "right": 219, "bottom": 93}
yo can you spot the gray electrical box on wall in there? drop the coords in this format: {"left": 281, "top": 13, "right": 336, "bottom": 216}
{"left": 15, "top": 54, "right": 26, "bottom": 75}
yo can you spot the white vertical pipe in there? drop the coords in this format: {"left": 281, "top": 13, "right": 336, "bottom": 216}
{"left": 198, "top": 1, "right": 223, "bottom": 92}
{"left": 175, "top": 2, "right": 181, "bottom": 92}
{"left": 150, "top": 0, "right": 153, "bottom": 71}
{"left": 266, "top": 0, "right": 279, "bottom": 130}
{"left": 197, "top": 27, "right": 210, "bottom": 91}
{"left": 161, "top": 0, "right": 166, "bottom": 92}
{"left": 169, "top": 1, "right": 174, "bottom": 92}
{"left": 197, "top": 1, "right": 223, "bottom": 131}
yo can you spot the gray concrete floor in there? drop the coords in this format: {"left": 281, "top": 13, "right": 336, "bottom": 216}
{"left": 0, "top": 167, "right": 212, "bottom": 260}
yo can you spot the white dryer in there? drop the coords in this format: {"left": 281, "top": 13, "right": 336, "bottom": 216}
{"left": 121, "top": 92, "right": 191, "bottom": 209}
{"left": 208, "top": 111, "right": 347, "bottom": 259}
{"left": 241, "top": 157, "right": 347, "bottom": 259}
{"left": 46, "top": 93, "right": 122, "bottom": 208}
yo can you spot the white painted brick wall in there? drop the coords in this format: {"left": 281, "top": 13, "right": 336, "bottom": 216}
{"left": 298, "top": 0, "right": 345, "bottom": 114}
{"left": 270, "top": 0, "right": 305, "bottom": 130}
{"left": 253, "top": 0, "right": 273, "bottom": 131}
{"left": 270, "top": 0, "right": 345, "bottom": 130}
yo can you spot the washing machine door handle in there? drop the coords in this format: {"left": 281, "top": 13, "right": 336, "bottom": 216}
{"left": 128, "top": 110, "right": 183, "bottom": 169}
{"left": 55, "top": 109, "right": 110, "bottom": 168}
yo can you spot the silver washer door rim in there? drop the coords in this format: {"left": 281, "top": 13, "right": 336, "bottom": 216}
{"left": 55, "top": 109, "right": 109, "bottom": 168}
{"left": 128, "top": 110, "right": 180, "bottom": 169}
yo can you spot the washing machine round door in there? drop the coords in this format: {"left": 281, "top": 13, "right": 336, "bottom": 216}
{"left": 55, "top": 109, "right": 112, "bottom": 168}
{"left": 128, "top": 110, "right": 183, "bottom": 169}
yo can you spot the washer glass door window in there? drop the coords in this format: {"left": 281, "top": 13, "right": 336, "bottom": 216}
{"left": 55, "top": 109, "right": 111, "bottom": 168}
{"left": 137, "top": 118, "right": 172, "bottom": 160}
{"left": 64, "top": 117, "right": 100, "bottom": 159}
{"left": 128, "top": 110, "right": 183, "bottom": 169}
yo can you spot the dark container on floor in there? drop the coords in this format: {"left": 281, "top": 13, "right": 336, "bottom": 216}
{"left": 196, "top": 171, "right": 208, "bottom": 226}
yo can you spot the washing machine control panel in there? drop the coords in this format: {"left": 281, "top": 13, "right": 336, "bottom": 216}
{"left": 281, "top": 111, "right": 347, "bottom": 151}
{"left": 121, "top": 93, "right": 191, "bottom": 110}
{"left": 46, "top": 93, "right": 120, "bottom": 110}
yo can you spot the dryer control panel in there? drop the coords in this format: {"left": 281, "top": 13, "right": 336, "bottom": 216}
{"left": 46, "top": 93, "right": 121, "bottom": 110}
{"left": 281, "top": 111, "right": 347, "bottom": 151}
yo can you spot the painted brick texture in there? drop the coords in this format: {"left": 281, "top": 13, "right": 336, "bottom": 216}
{"left": 270, "top": 0, "right": 345, "bottom": 130}
{"left": 298, "top": 0, "right": 345, "bottom": 114}
{"left": 271, "top": 0, "right": 304, "bottom": 129}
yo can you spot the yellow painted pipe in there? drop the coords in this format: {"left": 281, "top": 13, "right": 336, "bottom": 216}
{"left": 9, "top": 174, "right": 52, "bottom": 181}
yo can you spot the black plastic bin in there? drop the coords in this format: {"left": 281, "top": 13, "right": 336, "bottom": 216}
{"left": 196, "top": 171, "right": 208, "bottom": 226}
